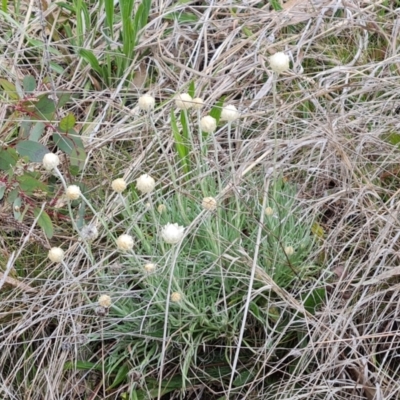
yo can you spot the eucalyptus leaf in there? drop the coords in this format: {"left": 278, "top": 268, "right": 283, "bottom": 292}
{"left": 23, "top": 75, "right": 36, "bottom": 93}
{"left": 16, "top": 140, "right": 49, "bottom": 162}
{"left": 34, "top": 208, "right": 54, "bottom": 239}
{"left": 0, "top": 148, "right": 18, "bottom": 170}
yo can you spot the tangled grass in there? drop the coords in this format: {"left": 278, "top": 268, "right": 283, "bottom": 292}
{"left": 2, "top": 0, "right": 400, "bottom": 399}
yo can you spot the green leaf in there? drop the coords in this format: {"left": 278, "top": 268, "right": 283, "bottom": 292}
{"left": 70, "top": 146, "right": 86, "bottom": 171}
{"left": 386, "top": 132, "right": 400, "bottom": 146}
{"left": 57, "top": 92, "right": 71, "bottom": 108}
{"left": 210, "top": 97, "right": 224, "bottom": 124}
{"left": 79, "top": 49, "right": 102, "bottom": 75}
{"left": 69, "top": 165, "right": 80, "bottom": 176}
{"left": 233, "top": 370, "right": 253, "bottom": 387}
{"left": 0, "top": 78, "right": 20, "bottom": 100}
{"left": 59, "top": 113, "right": 76, "bottom": 132}
{"left": 16, "top": 140, "right": 49, "bottom": 162}
{"left": 13, "top": 196, "right": 22, "bottom": 220}
{"left": 17, "top": 174, "right": 47, "bottom": 194}
{"left": 34, "top": 208, "right": 53, "bottom": 239}
{"left": 171, "top": 111, "right": 189, "bottom": 174}
{"left": 53, "top": 133, "right": 74, "bottom": 155}
{"left": 109, "top": 365, "right": 129, "bottom": 389}
{"left": 23, "top": 75, "right": 36, "bottom": 93}
{"left": 163, "top": 12, "right": 198, "bottom": 23}
{"left": 34, "top": 95, "right": 56, "bottom": 119}
{"left": 70, "top": 132, "right": 84, "bottom": 148}
{"left": 188, "top": 81, "right": 195, "bottom": 98}
{"left": 0, "top": 148, "right": 18, "bottom": 170}
{"left": 268, "top": 0, "right": 283, "bottom": 11}
{"left": 63, "top": 361, "right": 101, "bottom": 371}
{"left": 0, "top": 183, "right": 6, "bottom": 200}
{"left": 30, "top": 122, "right": 46, "bottom": 141}
{"left": 301, "top": 288, "right": 325, "bottom": 314}
{"left": 6, "top": 188, "right": 18, "bottom": 205}
{"left": 20, "top": 118, "right": 32, "bottom": 139}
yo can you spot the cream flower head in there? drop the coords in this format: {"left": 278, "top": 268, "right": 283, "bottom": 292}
{"left": 48, "top": 247, "right": 65, "bottom": 263}
{"left": 98, "top": 294, "right": 112, "bottom": 308}
{"left": 112, "top": 178, "right": 127, "bottom": 193}
{"left": 265, "top": 207, "right": 274, "bottom": 216}
{"left": 175, "top": 93, "right": 193, "bottom": 110}
{"left": 136, "top": 174, "right": 155, "bottom": 194}
{"left": 116, "top": 234, "right": 134, "bottom": 250}
{"left": 269, "top": 52, "right": 290, "bottom": 73}
{"left": 171, "top": 292, "right": 182, "bottom": 302}
{"left": 161, "top": 223, "right": 185, "bottom": 244}
{"left": 138, "top": 94, "right": 155, "bottom": 111}
{"left": 202, "top": 197, "right": 217, "bottom": 211}
{"left": 220, "top": 104, "right": 240, "bottom": 122}
{"left": 192, "top": 97, "right": 204, "bottom": 110}
{"left": 66, "top": 185, "right": 81, "bottom": 200}
{"left": 144, "top": 263, "right": 156, "bottom": 273}
{"left": 200, "top": 116, "right": 217, "bottom": 133}
{"left": 43, "top": 153, "right": 60, "bottom": 171}
{"left": 157, "top": 204, "right": 167, "bottom": 214}
{"left": 284, "top": 246, "right": 294, "bottom": 256}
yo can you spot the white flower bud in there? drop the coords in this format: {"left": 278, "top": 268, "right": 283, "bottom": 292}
{"left": 138, "top": 94, "right": 155, "bottom": 111}
{"left": 66, "top": 185, "right": 81, "bottom": 200}
{"left": 200, "top": 116, "right": 217, "bottom": 133}
{"left": 111, "top": 178, "right": 127, "bottom": 193}
{"left": 80, "top": 224, "right": 98, "bottom": 241}
{"left": 157, "top": 204, "right": 167, "bottom": 214}
{"left": 161, "top": 223, "right": 185, "bottom": 244}
{"left": 284, "top": 246, "right": 294, "bottom": 256}
{"left": 175, "top": 93, "right": 193, "bottom": 110}
{"left": 265, "top": 207, "right": 274, "bottom": 216}
{"left": 116, "top": 234, "right": 134, "bottom": 250}
{"left": 220, "top": 104, "right": 240, "bottom": 122}
{"left": 269, "top": 52, "right": 290, "bottom": 73}
{"left": 48, "top": 247, "right": 65, "bottom": 263}
{"left": 202, "top": 197, "right": 217, "bottom": 211}
{"left": 171, "top": 292, "right": 182, "bottom": 302}
{"left": 192, "top": 97, "right": 204, "bottom": 110}
{"left": 144, "top": 263, "right": 156, "bottom": 273}
{"left": 98, "top": 294, "right": 111, "bottom": 308}
{"left": 136, "top": 174, "right": 155, "bottom": 194}
{"left": 43, "top": 153, "right": 60, "bottom": 171}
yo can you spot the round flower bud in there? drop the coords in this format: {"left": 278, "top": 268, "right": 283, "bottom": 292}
{"left": 157, "top": 204, "right": 167, "bottom": 214}
{"left": 136, "top": 174, "right": 155, "bottom": 194}
{"left": 80, "top": 224, "right": 98, "bottom": 241}
{"left": 202, "top": 197, "right": 217, "bottom": 211}
{"left": 42, "top": 153, "right": 60, "bottom": 171}
{"left": 161, "top": 223, "right": 185, "bottom": 244}
{"left": 192, "top": 97, "right": 204, "bottom": 110}
{"left": 66, "top": 185, "right": 81, "bottom": 200}
{"left": 175, "top": 93, "right": 193, "bottom": 110}
{"left": 111, "top": 178, "right": 127, "bottom": 193}
{"left": 171, "top": 292, "right": 182, "bottom": 302}
{"left": 144, "top": 263, "right": 156, "bottom": 273}
{"left": 265, "top": 207, "right": 274, "bottom": 216}
{"left": 269, "top": 52, "right": 290, "bottom": 73}
{"left": 284, "top": 246, "right": 294, "bottom": 256}
{"left": 220, "top": 104, "right": 240, "bottom": 122}
{"left": 48, "top": 247, "right": 65, "bottom": 263}
{"left": 116, "top": 234, "right": 134, "bottom": 251}
{"left": 138, "top": 94, "right": 155, "bottom": 111}
{"left": 200, "top": 116, "right": 217, "bottom": 133}
{"left": 98, "top": 294, "right": 111, "bottom": 308}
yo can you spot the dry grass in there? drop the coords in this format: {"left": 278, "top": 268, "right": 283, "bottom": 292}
{"left": 2, "top": 0, "right": 400, "bottom": 399}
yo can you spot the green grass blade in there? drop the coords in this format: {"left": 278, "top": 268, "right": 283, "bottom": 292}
{"left": 171, "top": 110, "right": 189, "bottom": 174}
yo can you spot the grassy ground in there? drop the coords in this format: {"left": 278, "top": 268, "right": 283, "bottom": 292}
{"left": 2, "top": 0, "right": 400, "bottom": 399}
